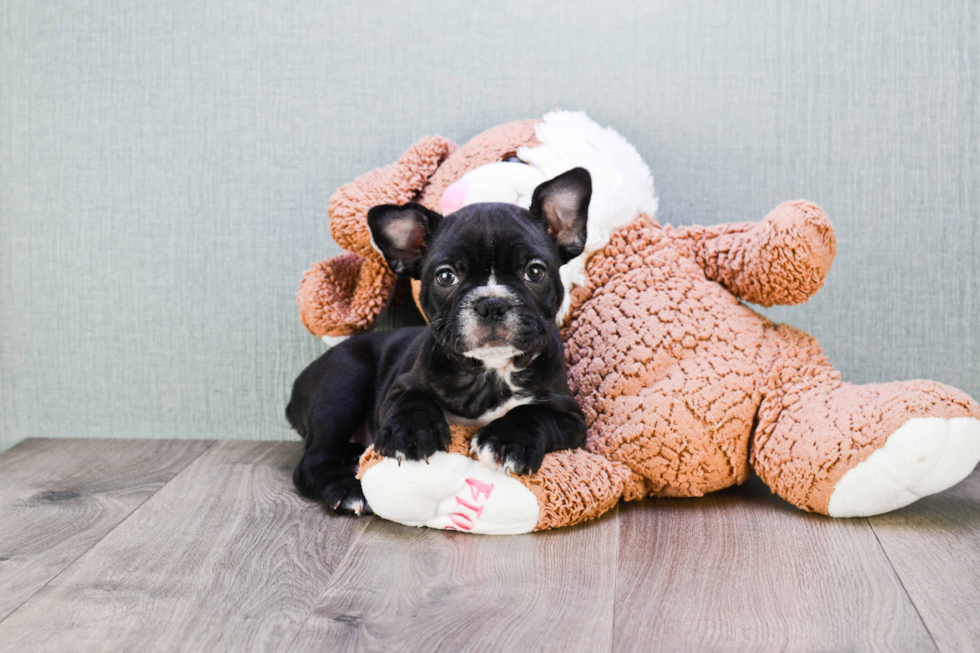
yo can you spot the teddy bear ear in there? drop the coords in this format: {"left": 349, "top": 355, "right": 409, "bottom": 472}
{"left": 529, "top": 167, "right": 592, "bottom": 263}
{"left": 328, "top": 135, "right": 457, "bottom": 261}
{"left": 367, "top": 203, "right": 443, "bottom": 279}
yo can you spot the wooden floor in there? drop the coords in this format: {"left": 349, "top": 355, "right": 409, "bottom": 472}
{"left": 0, "top": 439, "right": 977, "bottom": 652}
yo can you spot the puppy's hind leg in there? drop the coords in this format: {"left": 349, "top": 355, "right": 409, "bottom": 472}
{"left": 290, "top": 344, "right": 375, "bottom": 516}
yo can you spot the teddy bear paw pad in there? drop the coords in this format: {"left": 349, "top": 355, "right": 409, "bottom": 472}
{"left": 827, "top": 417, "right": 980, "bottom": 517}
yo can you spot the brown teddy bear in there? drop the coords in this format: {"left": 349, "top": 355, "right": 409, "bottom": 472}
{"left": 297, "top": 112, "right": 980, "bottom": 534}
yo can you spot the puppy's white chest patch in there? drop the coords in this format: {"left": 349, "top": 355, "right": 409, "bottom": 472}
{"left": 463, "top": 345, "right": 523, "bottom": 391}
{"left": 446, "top": 346, "right": 535, "bottom": 427}
{"left": 446, "top": 394, "right": 535, "bottom": 428}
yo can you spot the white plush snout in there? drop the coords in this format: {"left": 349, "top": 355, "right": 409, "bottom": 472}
{"left": 440, "top": 161, "right": 546, "bottom": 214}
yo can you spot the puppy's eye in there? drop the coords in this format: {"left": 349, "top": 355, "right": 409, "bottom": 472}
{"left": 435, "top": 267, "right": 458, "bottom": 287}
{"left": 524, "top": 261, "right": 547, "bottom": 282}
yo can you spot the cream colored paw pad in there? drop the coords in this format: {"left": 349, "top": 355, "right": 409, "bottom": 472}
{"left": 828, "top": 417, "right": 980, "bottom": 517}
{"left": 360, "top": 451, "right": 540, "bottom": 534}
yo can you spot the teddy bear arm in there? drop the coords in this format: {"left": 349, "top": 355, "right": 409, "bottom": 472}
{"left": 328, "top": 135, "right": 457, "bottom": 259}
{"left": 671, "top": 200, "right": 837, "bottom": 306}
{"left": 297, "top": 251, "right": 395, "bottom": 338}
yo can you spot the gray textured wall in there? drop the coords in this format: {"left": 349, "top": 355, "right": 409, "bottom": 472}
{"left": 1, "top": 0, "right": 977, "bottom": 452}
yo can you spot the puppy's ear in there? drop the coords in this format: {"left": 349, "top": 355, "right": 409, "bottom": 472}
{"left": 367, "top": 202, "right": 442, "bottom": 278}
{"left": 529, "top": 167, "right": 591, "bottom": 263}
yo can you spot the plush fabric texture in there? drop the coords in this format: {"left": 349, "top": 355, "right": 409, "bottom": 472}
{"left": 676, "top": 200, "right": 837, "bottom": 307}
{"left": 301, "top": 112, "right": 980, "bottom": 531}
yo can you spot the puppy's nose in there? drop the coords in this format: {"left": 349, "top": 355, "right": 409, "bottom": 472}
{"left": 474, "top": 296, "right": 510, "bottom": 321}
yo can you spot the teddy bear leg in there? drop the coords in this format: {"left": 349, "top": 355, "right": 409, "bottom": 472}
{"left": 357, "top": 426, "right": 541, "bottom": 534}
{"left": 360, "top": 450, "right": 543, "bottom": 534}
{"left": 357, "top": 426, "right": 642, "bottom": 533}
{"left": 827, "top": 410, "right": 980, "bottom": 517}
{"left": 752, "top": 378, "right": 980, "bottom": 517}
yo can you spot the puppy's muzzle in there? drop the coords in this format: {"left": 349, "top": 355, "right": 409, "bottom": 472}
{"left": 458, "top": 285, "right": 522, "bottom": 351}
{"left": 474, "top": 296, "right": 510, "bottom": 323}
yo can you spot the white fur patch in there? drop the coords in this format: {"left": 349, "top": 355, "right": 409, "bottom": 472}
{"left": 360, "top": 451, "right": 540, "bottom": 534}
{"left": 320, "top": 334, "right": 350, "bottom": 348}
{"left": 446, "top": 394, "right": 535, "bottom": 428}
{"left": 345, "top": 496, "right": 367, "bottom": 516}
{"left": 476, "top": 274, "right": 517, "bottom": 302}
{"left": 463, "top": 344, "right": 523, "bottom": 371}
{"left": 828, "top": 416, "right": 980, "bottom": 517}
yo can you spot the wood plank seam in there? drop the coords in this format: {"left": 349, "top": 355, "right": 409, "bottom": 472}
{"left": 0, "top": 440, "right": 217, "bottom": 627}
{"left": 283, "top": 515, "right": 376, "bottom": 652}
{"left": 867, "top": 519, "right": 943, "bottom": 653}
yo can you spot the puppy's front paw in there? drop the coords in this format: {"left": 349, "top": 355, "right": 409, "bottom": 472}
{"left": 375, "top": 407, "right": 451, "bottom": 462}
{"left": 294, "top": 466, "right": 372, "bottom": 516}
{"left": 472, "top": 422, "right": 545, "bottom": 476}
{"left": 322, "top": 477, "right": 372, "bottom": 516}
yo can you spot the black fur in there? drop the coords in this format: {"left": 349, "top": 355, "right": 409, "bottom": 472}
{"left": 287, "top": 168, "right": 591, "bottom": 515}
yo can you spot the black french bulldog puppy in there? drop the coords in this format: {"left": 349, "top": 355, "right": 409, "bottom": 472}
{"left": 286, "top": 168, "right": 591, "bottom": 515}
